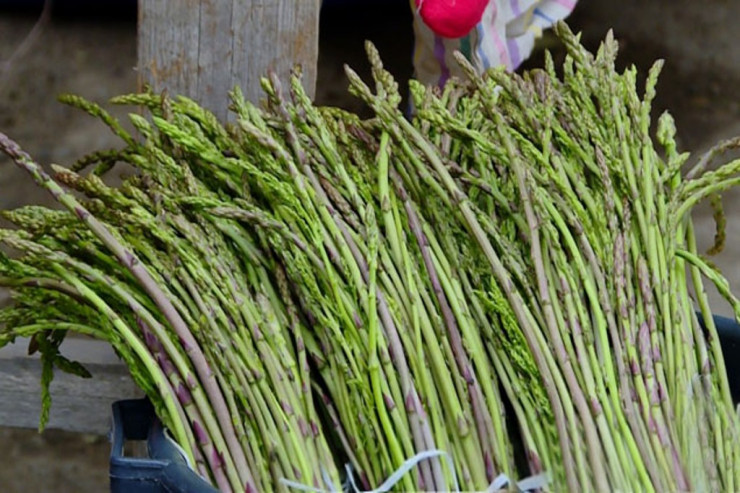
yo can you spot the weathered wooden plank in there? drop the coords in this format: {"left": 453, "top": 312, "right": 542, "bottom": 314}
{"left": 137, "top": 0, "right": 321, "bottom": 121}
{"left": 0, "top": 338, "right": 139, "bottom": 435}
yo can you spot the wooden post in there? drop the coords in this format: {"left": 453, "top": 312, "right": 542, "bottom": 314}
{"left": 137, "top": 0, "right": 322, "bottom": 121}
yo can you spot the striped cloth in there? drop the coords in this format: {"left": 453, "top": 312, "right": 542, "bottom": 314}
{"left": 410, "top": 0, "right": 578, "bottom": 87}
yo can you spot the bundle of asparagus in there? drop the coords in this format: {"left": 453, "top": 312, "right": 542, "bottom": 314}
{"left": 0, "top": 115, "right": 341, "bottom": 491}
{"left": 349, "top": 23, "right": 740, "bottom": 491}
{"left": 1, "top": 22, "right": 739, "bottom": 492}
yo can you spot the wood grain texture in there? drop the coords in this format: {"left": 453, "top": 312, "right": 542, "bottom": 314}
{"left": 138, "top": 0, "right": 321, "bottom": 121}
{"left": 0, "top": 338, "right": 140, "bottom": 435}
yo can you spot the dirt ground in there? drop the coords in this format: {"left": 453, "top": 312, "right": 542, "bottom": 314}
{"left": 0, "top": 2, "right": 739, "bottom": 492}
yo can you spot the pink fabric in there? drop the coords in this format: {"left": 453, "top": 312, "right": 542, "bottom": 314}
{"left": 411, "top": 0, "right": 580, "bottom": 88}
{"left": 415, "top": 0, "right": 489, "bottom": 38}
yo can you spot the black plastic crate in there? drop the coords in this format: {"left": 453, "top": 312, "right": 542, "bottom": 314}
{"left": 109, "top": 399, "right": 217, "bottom": 493}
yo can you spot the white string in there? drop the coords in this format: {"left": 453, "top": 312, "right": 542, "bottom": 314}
{"left": 516, "top": 473, "right": 550, "bottom": 491}
{"left": 279, "top": 450, "right": 550, "bottom": 493}
{"left": 487, "top": 472, "right": 551, "bottom": 492}
{"left": 279, "top": 474, "right": 340, "bottom": 493}
{"left": 346, "top": 449, "right": 457, "bottom": 493}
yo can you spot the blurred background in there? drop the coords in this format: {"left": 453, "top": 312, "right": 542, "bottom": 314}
{"left": 0, "top": 0, "right": 738, "bottom": 491}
